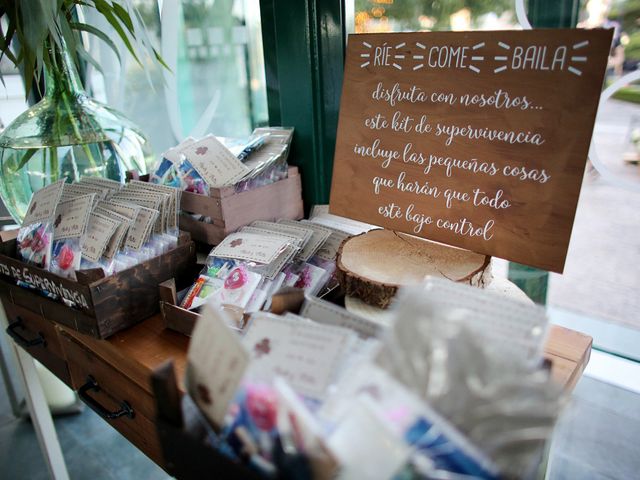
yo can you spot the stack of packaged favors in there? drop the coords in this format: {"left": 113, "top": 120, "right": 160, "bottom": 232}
{"left": 148, "top": 127, "right": 293, "bottom": 221}
{"left": 186, "top": 277, "right": 567, "bottom": 480}
{"left": 15, "top": 176, "right": 181, "bottom": 287}
{"left": 179, "top": 218, "right": 351, "bottom": 324}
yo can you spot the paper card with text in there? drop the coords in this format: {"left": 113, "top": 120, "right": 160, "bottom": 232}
{"left": 53, "top": 194, "right": 94, "bottom": 240}
{"left": 303, "top": 221, "right": 351, "bottom": 261}
{"left": 279, "top": 219, "right": 332, "bottom": 261}
{"left": 329, "top": 29, "right": 613, "bottom": 272}
{"left": 212, "top": 232, "right": 290, "bottom": 265}
{"left": 187, "top": 302, "right": 250, "bottom": 427}
{"left": 242, "top": 313, "right": 357, "bottom": 400}
{"left": 62, "top": 183, "right": 106, "bottom": 204}
{"left": 181, "top": 135, "right": 250, "bottom": 188}
{"left": 112, "top": 191, "right": 165, "bottom": 233}
{"left": 93, "top": 207, "right": 131, "bottom": 259}
{"left": 162, "top": 137, "right": 196, "bottom": 163}
{"left": 300, "top": 295, "right": 382, "bottom": 339}
{"left": 127, "top": 180, "right": 180, "bottom": 231}
{"left": 22, "top": 179, "right": 66, "bottom": 226}
{"left": 251, "top": 221, "right": 316, "bottom": 261}
{"left": 82, "top": 212, "right": 120, "bottom": 263}
{"left": 124, "top": 206, "right": 158, "bottom": 251}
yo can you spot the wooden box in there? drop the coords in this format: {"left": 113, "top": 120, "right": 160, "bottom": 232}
{"left": 0, "top": 232, "right": 197, "bottom": 339}
{"left": 159, "top": 278, "right": 200, "bottom": 337}
{"left": 159, "top": 275, "right": 305, "bottom": 337}
{"left": 158, "top": 277, "right": 254, "bottom": 337}
{"left": 179, "top": 166, "right": 304, "bottom": 245}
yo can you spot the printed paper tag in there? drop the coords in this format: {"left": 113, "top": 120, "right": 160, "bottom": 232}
{"left": 53, "top": 194, "right": 94, "bottom": 240}
{"left": 82, "top": 212, "right": 120, "bottom": 263}
{"left": 241, "top": 226, "right": 300, "bottom": 246}
{"left": 125, "top": 206, "right": 159, "bottom": 250}
{"left": 212, "top": 232, "right": 289, "bottom": 264}
{"left": 127, "top": 180, "right": 180, "bottom": 230}
{"left": 242, "top": 313, "right": 356, "bottom": 400}
{"left": 93, "top": 207, "right": 131, "bottom": 259}
{"left": 263, "top": 244, "right": 298, "bottom": 280}
{"left": 235, "top": 230, "right": 298, "bottom": 279}
{"left": 300, "top": 295, "right": 382, "bottom": 339}
{"left": 181, "top": 135, "right": 250, "bottom": 188}
{"left": 187, "top": 302, "right": 250, "bottom": 427}
{"left": 78, "top": 177, "right": 122, "bottom": 194}
{"left": 63, "top": 183, "right": 107, "bottom": 203}
{"left": 22, "top": 179, "right": 66, "bottom": 225}
{"left": 302, "top": 221, "right": 351, "bottom": 261}
{"left": 100, "top": 200, "right": 140, "bottom": 222}
{"left": 279, "top": 219, "right": 332, "bottom": 261}
{"left": 251, "top": 221, "right": 314, "bottom": 261}
{"left": 162, "top": 137, "right": 196, "bottom": 164}
{"left": 112, "top": 191, "right": 165, "bottom": 233}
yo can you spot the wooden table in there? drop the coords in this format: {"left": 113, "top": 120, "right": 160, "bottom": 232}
{"left": 4, "top": 308, "right": 593, "bottom": 477}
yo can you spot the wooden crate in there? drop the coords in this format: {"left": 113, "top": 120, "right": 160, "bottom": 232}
{"left": 158, "top": 277, "right": 251, "bottom": 336}
{"left": 158, "top": 278, "right": 200, "bottom": 337}
{"left": 159, "top": 276, "right": 305, "bottom": 337}
{"left": 179, "top": 166, "right": 304, "bottom": 245}
{"left": 0, "top": 231, "right": 197, "bottom": 339}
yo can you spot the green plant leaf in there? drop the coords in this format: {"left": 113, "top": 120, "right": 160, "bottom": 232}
{"left": 75, "top": 44, "right": 104, "bottom": 76}
{"left": 13, "top": 148, "right": 38, "bottom": 173}
{"left": 69, "top": 21, "right": 121, "bottom": 64}
{"left": 0, "top": 15, "right": 18, "bottom": 65}
{"left": 92, "top": 0, "right": 141, "bottom": 66}
{"left": 111, "top": 2, "right": 135, "bottom": 35}
{"left": 152, "top": 47, "right": 171, "bottom": 72}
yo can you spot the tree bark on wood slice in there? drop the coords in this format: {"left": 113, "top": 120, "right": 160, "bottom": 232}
{"left": 336, "top": 229, "right": 492, "bottom": 309}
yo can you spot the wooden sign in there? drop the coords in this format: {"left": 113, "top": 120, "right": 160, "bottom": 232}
{"left": 329, "top": 29, "right": 613, "bottom": 272}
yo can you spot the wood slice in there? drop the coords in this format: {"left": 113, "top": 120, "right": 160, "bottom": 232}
{"left": 336, "top": 229, "right": 492, "bottom": 308}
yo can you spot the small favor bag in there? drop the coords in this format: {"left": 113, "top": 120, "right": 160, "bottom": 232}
{"left": 49, "top": 193, "right": 95, "bottom": 279}
{"left": 17, "top": 179, "right": 66, "bottom": 270}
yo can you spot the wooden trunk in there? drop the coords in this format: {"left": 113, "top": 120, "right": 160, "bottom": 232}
{"left": 179, "top": 166, "right": 304, "bottom": 245}
{"left": 0, "top": 232, "right": 197, "bottom": 339}
{"left": 336, "top": 229, "right": 492, "bottom": 309}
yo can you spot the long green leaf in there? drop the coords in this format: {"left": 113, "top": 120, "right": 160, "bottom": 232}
{"left": 92, "top": 0, "right": 141, "bottom": 66}
{"left": 13, "top": 149, "right": 38, "bottom": 173}
{"left": 69, "top": 20, "right": 121, "bottom": 64}
{"left": 0, "top": 16, "right": 18, "bottom": 65}
{"left": 111, "top": 2, "right": 135, "bottom": 35}
{"left": 75, "top": 44, "right": 104, "bottom": 76}
{"left": 153, "top": 47, "right": 170, "bottom": 72}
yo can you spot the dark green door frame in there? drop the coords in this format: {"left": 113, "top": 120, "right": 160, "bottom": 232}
{"left": 528, "top": 0, "right": 581, "bottom": 28}
{"left": 259, "top": 0, "right": 346, "bottom": 208}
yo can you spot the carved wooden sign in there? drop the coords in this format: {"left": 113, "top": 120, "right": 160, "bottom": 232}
{"left": 329, "top": 29, "right": 613, "bottom": 272}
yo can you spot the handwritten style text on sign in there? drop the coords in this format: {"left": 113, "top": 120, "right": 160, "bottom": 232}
{"left": 329, "top": 29, "right": 612, "bottom": 273}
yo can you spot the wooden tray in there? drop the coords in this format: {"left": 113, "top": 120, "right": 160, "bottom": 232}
{"left": 0, "top": 231, "right": 197, "bottom": 339}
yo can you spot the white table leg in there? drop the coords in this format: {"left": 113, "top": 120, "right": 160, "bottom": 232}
{"left": 12, "top": 344, "right": 70, "bottom": 480}
{"left": 0, "top": 302, "right": 69, "bottom": 480}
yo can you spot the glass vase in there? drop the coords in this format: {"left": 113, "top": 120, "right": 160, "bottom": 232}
{"left": 0, "top": 42, "right": 153, "bottom": 222}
